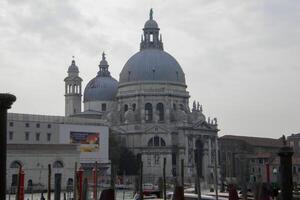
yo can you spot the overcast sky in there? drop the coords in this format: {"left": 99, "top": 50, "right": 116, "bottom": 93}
{"left": 1, "top": 0, "right": 299, "bottom": 138}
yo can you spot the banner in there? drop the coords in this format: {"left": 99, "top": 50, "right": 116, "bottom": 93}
{"left": 70, "top": 132, "right": 100, "bottom": 152}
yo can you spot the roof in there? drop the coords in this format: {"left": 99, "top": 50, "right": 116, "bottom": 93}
{"left": 84, "top": 76, "right": 118, "bottom": 101}
{"left": 119, "top": 49, "right": 186, "bottom": 85}
{"left": 220, "top": 135, "right": 282, "bottom": 148}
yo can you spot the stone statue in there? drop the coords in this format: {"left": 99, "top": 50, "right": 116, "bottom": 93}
{"left": 281, "top": 135, "right": 287, "bottom": 146}
{"left": 193, "top": 101, "right": 196, "bottom": 111}
{"left": 124, "top": 105, "right": 135, "bottom": 124}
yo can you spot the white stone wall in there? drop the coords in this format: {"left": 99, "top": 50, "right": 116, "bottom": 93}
{"left": 7, "top": 144, "right": 79, "bottom": 190}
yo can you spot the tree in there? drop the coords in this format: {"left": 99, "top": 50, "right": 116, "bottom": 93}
{"left": 109, "top": 131, "right": 139, "bottom": 175}
{"left": 118, "top": 146, "right": 139, "bottom": 175}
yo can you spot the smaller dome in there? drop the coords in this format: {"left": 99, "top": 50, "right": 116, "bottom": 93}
{"left": 84, "top": 52, "right": 118, "bottom": 102}
{"left": 99, "top": 59, "right": 108, "bottom": 66}
{"left": 68, "top": 60, "right": 79, "bottom": 74}
{"left": 84, "top": 76, "right": 118, "bottom": 102}
{"left": 144, "top": 19, "right": 158, "bottom": 29}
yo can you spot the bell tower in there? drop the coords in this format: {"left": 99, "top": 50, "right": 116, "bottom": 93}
{"left": 64, "top": 57, "right": 82, "bottom": 116}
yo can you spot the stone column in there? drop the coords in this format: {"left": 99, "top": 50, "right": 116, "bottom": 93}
{"left": 208, "top": 138, "right": 212, "bottom": 165}
{"left": 141, "top": 96, "right": 145, "bottom": 124}
{"left": 278, "top": 137, "right": 294, "bottom": 200}
{"left": 0, "top": 93, "right": 16, "bottom": 199}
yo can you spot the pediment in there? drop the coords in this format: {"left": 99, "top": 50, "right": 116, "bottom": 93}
{"left": 145, "top": 125, "right": 169, "bottom": 134}
{"left": 192, "top": 121, "right": 213, "bottom": 130}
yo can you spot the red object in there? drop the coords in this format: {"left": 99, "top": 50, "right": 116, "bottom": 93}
{"left": 266, "top": 163, "right": 270, "bottom": 183}
{"left": 93, "top": 167, "right": 97, "bottom": 200}
{"left": 228, "top": 184, "right": 239, "bottom": 200}
{"left": 77, "top": 167, "right": 84, "bottom": 200}
{"left": 18, "top": 168, "right": 25, "bottom": 200}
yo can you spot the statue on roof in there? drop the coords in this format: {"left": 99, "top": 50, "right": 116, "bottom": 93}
{"left": 150, "top": 8, "right": 153, "bottom": 20}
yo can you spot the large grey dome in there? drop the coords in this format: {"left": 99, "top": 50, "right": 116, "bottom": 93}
{"left": 84, "top": 52, "right": 119, "bottom": 102}
{"left": 84, "top": 76, "right": 118, "bottom": 102}
{"left": 119, "top": 49, "right": 186, "bottom": 85}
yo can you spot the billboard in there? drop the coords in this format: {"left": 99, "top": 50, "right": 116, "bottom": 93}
{"left": 70, "top": 131, "right": 99, "bottom": 152}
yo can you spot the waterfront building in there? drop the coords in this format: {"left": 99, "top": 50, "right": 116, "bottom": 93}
{"left": 6, "top": 113, "right": 108, "bottom": 190}
{"left": 66, "top": 9, "right": 220, "bottom": 184}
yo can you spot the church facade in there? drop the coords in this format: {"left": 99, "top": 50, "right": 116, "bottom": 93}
{"left": 65, "top": 10, "right": 219, "bottom": 184}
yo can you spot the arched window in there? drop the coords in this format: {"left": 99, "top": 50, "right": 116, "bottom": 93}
{"left": 148, "top": 136, "right": 166, "bottom": 147}
{"left": 67, "top": 178, "right": 73, "bottom": 186}
{"left": 160, "top": 138, "right": 166, "bottom": 146}
{"left": 145, "top": 103, "right": 153, "bottom": 122}
{"left": 156, "top": 103, "right": 164, "bottom": 121}
{"left": 53, "top": 161, "right": 64, "bottom": 168}
{"left": 154, "top": 136, "right": 160, "bottom": 146}
{"left": 132, "top": 103, "right": 136, "bottom": 111}
{"left": 10, "top": 161, "right": 22, "bottom": 168}
{"left": 124, "top": 104, "right": 128, "bottom": 112}
{"left": 148, "top": 138, "right": 153, "bottom": 146}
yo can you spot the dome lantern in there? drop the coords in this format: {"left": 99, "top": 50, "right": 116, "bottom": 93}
{"left": 97, "top": 52, "right": 111, "bottom": 77}
{"left": 67, "top": 57, "right": 79, "bottom": 76}
{"left": 140, "top": 9, "right": 163, "bottom": 50}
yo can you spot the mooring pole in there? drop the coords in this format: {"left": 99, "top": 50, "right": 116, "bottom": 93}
{"left": 48, "top": 164, "right": 51, "bottom": 200}
{"left": 278, "top": 135, "right": 293, "bottom": 200}
{"left": 181, "top": 159, "right": 184, "bottom": 187}
{"left": 0, "top": 93, "right": 16, "bottom": 200}
{"left": 163, "top": 158, "right": 166, "bottom": 200}
{"left": 195, "top": 148, "right": 202, "bottom": 200}
{"left": 73, "top": 162, "right": 77, "bottom": 200}
{"left": 139, "top": 156, "right": 143, "bottom": 200}
{"left": 93, "top": 161, "right": 98, "bottom": 200}
{"left": 214, "top": 138, "right": 219, "bottom": 200}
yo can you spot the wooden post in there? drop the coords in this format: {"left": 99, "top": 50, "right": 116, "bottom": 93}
{"left": 73, "top": 162, "right": 77, "bottom": 200}
{"left": 163, "top": 158, "right": 166, "bottom": 200}
{"left": 214, "top": 143, "right": 218, "bottom": 200}
{"left": 181, "top": 159, "right": 184, "bottom": 187}
{"left": 278, "top": 136, "right": 294, "bottom": 200}
{"left": 139, "top": 161, "right": 143, "bottom": 200}
{"left": 18, "top": 167, "right": 25, "bottom": 200}
{"left": 195, "top": 149, "right": 202, "bottom": 200}
{"left": 48, "top": 164, "right": 51, "bottom": 200}
{"left": 16, "top": 165, "right": 21, "bottom": 200}
{"left": 78, "top": 167, "right": 84, "bottom": 200}
{"left": 93, "top": 161, "right": 98, "bottom": 200}
{"left": 82, "top": 178, "right": 88, "bottom": 200}
{"left": 110, "top": 164, "right": 115, "bottom": 190}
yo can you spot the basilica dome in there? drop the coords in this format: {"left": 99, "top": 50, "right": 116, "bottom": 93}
{"left": 84, "top": 53, "right": 118, "bottom": 102}
{"left": 119, "top": 9, "right": 186, "bottom": 85}
{"left": 119, "top": 49, "right": 185, "bottom": 84}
